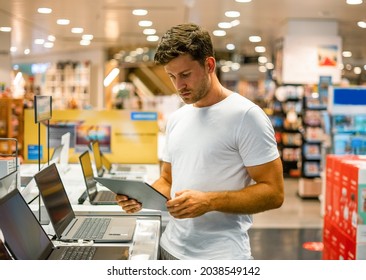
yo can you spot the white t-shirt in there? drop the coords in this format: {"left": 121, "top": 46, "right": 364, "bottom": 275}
{"left": 160, "top": 92, "right": 279, "bottom": 260}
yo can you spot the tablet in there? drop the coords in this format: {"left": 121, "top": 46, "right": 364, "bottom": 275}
{"left": 94, "top": 177, "right": 168, "bottom": 211}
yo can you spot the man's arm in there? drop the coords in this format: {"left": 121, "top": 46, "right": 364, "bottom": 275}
{"left": 167, "top": 157, "right": 284, "bottom": 219}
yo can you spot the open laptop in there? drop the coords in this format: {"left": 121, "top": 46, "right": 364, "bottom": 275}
{"left": 33, "top": 163, "right": 136, "bottom": 243}
{"left": 0, "top": 189, "right": 130, "bottom": 260}
{"left": 90, "top": 140, "right": 146, "bottom": 177}
{"left": 79, "top": 150, "right": 117, "bottom": 205}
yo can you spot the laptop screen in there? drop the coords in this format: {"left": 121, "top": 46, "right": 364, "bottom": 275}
{"left": 0, "top": 189, "right": 54, "bottom": 260}
{"left": 91, "top": 141, "right": 104, "bottom": 177}
{"left": 33, "top": 163, "right": 75, "bottom": 238}
{"left": 79, "top": 151, "right": 98, "bottom": 199}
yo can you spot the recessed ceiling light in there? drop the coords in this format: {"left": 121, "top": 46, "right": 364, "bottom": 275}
{"left": 44, "top": 42, "right": 54, "bottom": 48}
{"left": 0, "top": 27, "right": 12, "bottom": 32}
{"left": 139, "top": 20, "right": 153, "bottom": 27}
{"left": 57, "top": 19, "right": 70, "bottom": 25}
{"left": 24, "top": 49, "right": 30, "bottom": 55}
{"left": 132, "top": 9, "right": 148, "bottom": 16}
{"left": 37, "top": 7, "right": 52, "bottom": 14}
{"left": 10, "top": 47, "right": 17, "bottom": 52}
{"left": 71, "top": 27, "right": 84, "bottom": 34}
{"left": 357, "top": 21, "right": 366, "bottom": 28}
{"left": 80, "top": 40, "right": 91, "bottom": 46}
{"left": 346, "top": 0, "right": 363, "bottom": 5}
{"left": 213, "top": 30, "right": 226, "bottom": 36}
{"left": 147, "top": 35, "right": 159, "bottom": 42}
{"left": 143, "top": 28, "right": 156, "bottom": 35}
{"left": 48, "top": 35, "right": 56, "bottom": 42}
{"left": 226, "top": 43, "right": 235, "bottom": 50}
{"left": 34, "top": 39, "right": 45, "bottom": 45}
{"left": 230, "top": 20, "right": 240, "bottom": 27}
{"left": 225, "top": 11, "right": 240, "bottom": 18}
{"left": 249, "top": 36, "right": 261, "bottom": 42}
{"left": 82, "top": 34, "right": 94, "bottom": 40}
{"left": 218, "top": 22, "right": 232, "bottom": 29}
{"left": 342, "top": 51, "right": 352, "bottom": 57}
{"left": 235, "top": 0, "right": 252, "bottom": 2}
{"left": 255, "top": 46, "right": 266, "bottom": 53}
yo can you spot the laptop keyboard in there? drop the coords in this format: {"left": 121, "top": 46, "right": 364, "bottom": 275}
{"left": 73, "top": 217, "right": 111, "bottom": 240}
{"left": 60, "top": 246, "right": 96, "bottom": 260}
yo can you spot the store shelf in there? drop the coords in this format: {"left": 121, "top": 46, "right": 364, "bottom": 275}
{"left": 0, "top": 97, "right": 24, "bottom": 157}
{"left": 43, "top": 60, "right": 91, "bottom": 109}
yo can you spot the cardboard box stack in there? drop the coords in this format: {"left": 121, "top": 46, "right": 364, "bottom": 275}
{"left": 323, "top": 155, "right": 366, "bottom": 259}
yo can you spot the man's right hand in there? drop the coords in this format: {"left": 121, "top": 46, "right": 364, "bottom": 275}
{"left": 115, "top": 194, "right": 142, "bottom": 213}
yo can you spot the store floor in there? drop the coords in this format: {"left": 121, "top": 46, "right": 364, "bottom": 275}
{"left": 250, "top": 178, "right": 324, "bottom": 260}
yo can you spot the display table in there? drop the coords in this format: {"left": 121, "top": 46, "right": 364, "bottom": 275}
{"left": 19, "top": 162, "right": 165, "bottom": 260}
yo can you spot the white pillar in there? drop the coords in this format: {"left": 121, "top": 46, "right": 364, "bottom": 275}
{"left": 0, "top": 31, "right": 11, "bottom": 91}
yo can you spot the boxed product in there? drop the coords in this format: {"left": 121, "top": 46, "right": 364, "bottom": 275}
{"left": 323, "top": 155, "right": 366, "bottom": 259}
{"left": 0, "top": 157, "right": 16, "bottom": 178}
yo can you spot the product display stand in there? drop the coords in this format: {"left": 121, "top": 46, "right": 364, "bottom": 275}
{"left": 34, "top": 95, "right": 52, "bottom": 225}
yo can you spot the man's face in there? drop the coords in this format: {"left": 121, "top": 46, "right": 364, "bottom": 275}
{"left": 164, "top": 54, "right": 211, "bottom": 105}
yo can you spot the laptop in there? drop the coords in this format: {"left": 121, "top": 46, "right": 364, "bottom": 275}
{"left": 79, "top": 150, "right": 117, "bottom": 205}
{"left": 90, "top": 140, "right": 146, "bottom": 177}
{"left": 0, "top": 170, "right": 17, "bottom": 198}
{"left": 33, "top": 163, "right": 136, "bottom": 243}
{"left": 0, "top": 189, "right": 130, "bottom": 260}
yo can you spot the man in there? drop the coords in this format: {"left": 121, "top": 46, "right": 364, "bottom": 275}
{"left": 116, "top": 23, "right": 284, "bottom": 260}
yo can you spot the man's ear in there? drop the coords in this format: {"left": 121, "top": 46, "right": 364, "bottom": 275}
{"left": 206, "top": 57, "right": 216, "bottom": 73}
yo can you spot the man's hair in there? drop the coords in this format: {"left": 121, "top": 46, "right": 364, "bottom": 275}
{"left": 154, "top": 23, "right": 214, "bottom": 66}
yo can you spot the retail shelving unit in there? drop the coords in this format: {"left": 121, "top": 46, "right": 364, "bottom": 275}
{"left": 43, "top": 60, "right": 91, "bottom": 110}
{"left": 271, "top": 85, "right": 304, "bottom": 178}
{"left": 0, "top": 98, "right": 24, "bottom": 157}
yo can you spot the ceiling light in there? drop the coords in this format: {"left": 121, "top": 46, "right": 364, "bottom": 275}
{"left": 225, "top": 11, "right": 240, "bottom": 18}
{"left": 213, "top": 30, "right": 226, "bottom": 36}
{"left": 354, "top": 66, "right": 362, "bottom": 74}
{"left": 37, "top": 7, "right": 52, "bottom": 14}
{"left": 230, "top": 20, "right": 240, "bottom": 27}
{"left": 10, "top": 47, "right": 17, "bottom": 52}
{"left": 82, "top": 34, "right": 94, "bottom": 40}
{"left": 342, "top": 51, "right": 352, "bottom": 57}
{"left": 226, "top": 43, "right": 235, "bottom": 50}
{"left": 266, "top": 62, "right": 274, "bottom": 70}
{"left": 24, "top": 49, "right": 30, "bottom": 55}
{"left": 357, "top": 21, "right": 366, "bottom": 28}
{"left": 235, "top": 0, "right": 252, "bottom": 2}
{"left": 132, "top": 9, "right": 148, "bottom": 16}
{"left": 258, "top": 65, "right": 267, "bottom": 73}
{"left": 0, "top": 27, "right": 12, "bottom": 32}
{"left": 44, "top": 42, "right": 54, "bottom": 48}
{"left": 138, "top": 20, "right": 153, "bottom": 27}
{"left": 218, "top": 22, "right": 232, "bottom": 29}
{"left": 57, "top": 19, "right": 70, "bottom": 25}
{"left": 104, "top": 68, "right": 120, "bottom": 87}
{"left": 146, "top": 35, "right": 159, "bottom": 42}
{"left": 34, "top": 39, "right": 45, "bottom": 45}
{"left": 80, "top": 40, "right": 91, "bottom": 46}
{"left": 346, "top": 0, "right": 363, "bottom": 4}
{"left": 249, "top": 36, "right": 261, "bottom": 42}
{"left": 48, "top": 35, "right": 56, "bottom": 41}
{"left": 258, "top": 56, "right": 268, "bottom": 64}
{"left": 143, "top": 28, "right": 156, "bottom": 35}
{"left": 71, "top": 27, "right": 84, "bottom": 34}
{"left": 255, "top": 46, "right": 266, "bottom": 53}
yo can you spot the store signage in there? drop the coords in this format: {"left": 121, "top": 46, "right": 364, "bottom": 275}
{"left": 130, "top": 112, "right": 157, "bottom": 121}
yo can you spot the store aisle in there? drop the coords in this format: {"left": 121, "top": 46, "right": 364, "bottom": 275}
{"left": 250, "top": 178, "right": 324, "bottom": 260}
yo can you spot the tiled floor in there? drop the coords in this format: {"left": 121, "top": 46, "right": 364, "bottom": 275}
{"left": 249, "top": 178, "right": 324, "bottom": 260}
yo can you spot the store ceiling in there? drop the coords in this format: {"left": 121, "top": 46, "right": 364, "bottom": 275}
{"left": 1, "top": 0, "right": 366, "bottom": 67}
